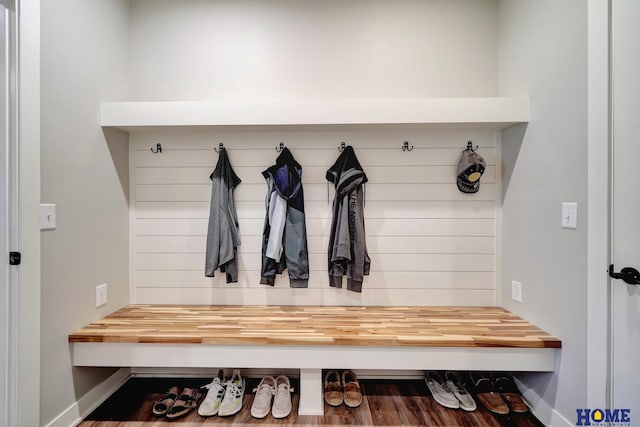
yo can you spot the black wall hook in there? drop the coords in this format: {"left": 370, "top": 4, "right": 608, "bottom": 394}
{"left": 339, "top": 141, "right": 346, "bottom": 152}
{"left": 276, "top": 142, "right": 285, "bottom": 152}
{"left": 465, "top": 141, "right": 478, "bottom": 152}
{"left": 150, "top": 143, "right": 162, "bottom": 154}
{"left": 214, "top": 143, "right": 224, "bottom": 153}
{"left": 402, "top": 141, "right": 414, "bottom": 152}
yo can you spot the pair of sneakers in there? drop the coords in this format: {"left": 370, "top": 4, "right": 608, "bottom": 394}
{"left": 198, "top": 369, "right": 246, "bottom": 417}
{"left": 425, "top": 371, "right": 477, "bottom": 411}
{"left": 250, "top": 375, "right": 294, "bottom": 419}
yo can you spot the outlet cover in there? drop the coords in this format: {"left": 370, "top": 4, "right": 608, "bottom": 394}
{"left": 511, "top": 281, "right": 523, "bottom": 303}
{"left": 96, "top": 283, "right": 108, "bottom": 307}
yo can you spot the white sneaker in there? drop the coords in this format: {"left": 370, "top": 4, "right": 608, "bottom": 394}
{"left": 218, "top": 369, "right": 245, "bottom": 417}
{"left": 250, "top": 376, "right": 275, "bottom": 419}
{"left": 445, "top": 371, "right": 477, "bottom": 411}
{"left": 425, "top": 371, "right": 459, "bottom": 409}
{"left": 198, "top": 369, "right": 226, "bottom": 416}
{"left": 272, "top": 375, "right": 294, "bottom": 419}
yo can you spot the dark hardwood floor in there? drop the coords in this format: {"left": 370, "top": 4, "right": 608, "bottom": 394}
{"left": 79, "top": 377, "right": 546, "bottom": 427}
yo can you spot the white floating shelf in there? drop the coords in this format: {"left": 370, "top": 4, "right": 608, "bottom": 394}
{"left": 100, "top": 98, "right": 529, "bottom": 130}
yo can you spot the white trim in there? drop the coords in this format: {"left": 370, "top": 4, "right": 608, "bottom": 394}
{"left": 514, "top": 376, "right": 574, "bottom": 427}
{"left": 14, "top": 0, "right": 40, "bottom": 426}
{"left": 128, "top": 133, "right": 135, "bottom": 304}
{"left": 72, "top": 342, "right": 557, "bottom": 372}
{"left": 100, "top": 98, "right": 530, "bottom": 129}
{"left": 43, "top": 368, "right": 131, "bottom": 427}
{"left": 494, "top": 129, "right": 503, "bottom": 306}
{"left": 0, "top": 6, "right": 9, "bottom": 426}
{"left": 586, "top": 0, "right": 611, "bottom": 408}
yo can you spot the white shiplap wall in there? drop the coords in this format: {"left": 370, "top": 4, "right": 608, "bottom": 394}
{"left": 130, "top": 128, "right": 498, "bottom": 306}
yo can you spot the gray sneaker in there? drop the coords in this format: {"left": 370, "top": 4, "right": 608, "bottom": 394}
{"left": 250, "top": 376, "right": 275, "bottom": 419}
{"left": 425, "top": 371, "right": 459, "bottom": 409}
{"left": 445, "top": 371, "right": 477, "bottom": 411}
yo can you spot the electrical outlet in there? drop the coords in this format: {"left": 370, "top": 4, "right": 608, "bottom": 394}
{"left": 96, "top": 283, "right": 108, "bottom": 307}
{"left": 511, "top": 281, "right": 522, "bottom": 303}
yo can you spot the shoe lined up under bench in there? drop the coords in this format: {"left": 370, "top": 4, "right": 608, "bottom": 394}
{"left": 69, "top": 304, "right": 561, "bottom": 416}
{"left": 81, "top": 372, "right": 543, "bottom": 427}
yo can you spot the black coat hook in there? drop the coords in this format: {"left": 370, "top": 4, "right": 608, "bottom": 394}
{"left": 276, "top": 142, "right": 285, "bottom": 152}
{"left": 466, "top": 141, "right": 478, "bottom": 152}
{"left": 402, "top": 141, "right": 414, "bottom": 152}
{"left": 339, "top": 141, "right": 346, "bottom": 152}
{"left": 214, "top": 143, "right": 224, "bottom": 153}
{"left": 150, "top": 143, "right": 162, "bottom": 154}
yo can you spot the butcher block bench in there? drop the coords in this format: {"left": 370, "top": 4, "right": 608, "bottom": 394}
{"left": 69, "top": 305, "right": 561, "bottom": 415}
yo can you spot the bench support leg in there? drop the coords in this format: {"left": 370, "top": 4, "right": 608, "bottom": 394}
{"left": 298, "top": 368, "right": 324, "bottom": 416}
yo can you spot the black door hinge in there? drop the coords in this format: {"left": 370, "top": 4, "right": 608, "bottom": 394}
{"left": 9, "top": 251, "right": 21, "bottom": 265}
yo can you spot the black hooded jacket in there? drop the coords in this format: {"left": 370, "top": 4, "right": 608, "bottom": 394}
{"left": 260, "top": 147, "right": 310, "bottom": 287}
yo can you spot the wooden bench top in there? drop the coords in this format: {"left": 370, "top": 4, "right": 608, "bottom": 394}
{"left": 69, "top": 305, "right": 561, "bottom": 349}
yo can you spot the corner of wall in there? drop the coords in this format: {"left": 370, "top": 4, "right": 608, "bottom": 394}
{"left": 514, "top": 376, "right": 575, "bottom": 427}
{"left": 44, "top": 368, "right": 131, "bottom": 427}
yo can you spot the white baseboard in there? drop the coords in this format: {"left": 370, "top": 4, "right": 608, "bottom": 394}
{"left": 514, "top": 376, "right": 574, "bottom": 427}
{"left": 44, "top": 368, "right": 131, "bottom": 427}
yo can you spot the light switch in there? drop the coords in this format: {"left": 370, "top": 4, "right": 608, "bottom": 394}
{"left": 562, "top": 202, "right": 577, "bottom": 229}
{"left": 40, "top": 204, "right": 56, "bottom": 230}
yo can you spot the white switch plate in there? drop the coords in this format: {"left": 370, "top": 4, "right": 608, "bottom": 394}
{"left": 512, "top": 280, "right": 522, "bottom": 303}
{"left": 562, "top": 202, "right": 578, "bottom": 229}
{"left": 40, "top": 204, "right": 56, "bottom": 230}
{"left": 96, "top": 283, "right": 108, "bottom": 307}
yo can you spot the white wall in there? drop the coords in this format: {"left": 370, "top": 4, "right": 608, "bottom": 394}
{"left": 40, "top": 1, "right": 130, "bottom": 424}
{"left": 499, "top": 1, "right": 587, "bottom": 425}
{"left": 128, "top": 0, "right": 499, "bottom": 101}
{"left": 124, "top": 0, "right": 502, "bottom": 307}
{"left": 130, "top": 128, "right": 498, "bottom": 306}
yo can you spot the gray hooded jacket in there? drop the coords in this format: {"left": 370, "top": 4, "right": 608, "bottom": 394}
{"left": 326, "top": 145, "right": 371, "bottom": 292}
{"left": 205, "top": 148, "right": 241, "bottom": 282}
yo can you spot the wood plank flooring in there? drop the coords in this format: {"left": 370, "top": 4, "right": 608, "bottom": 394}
{"left": 79, "top": 377, "right": 545, "bottom": 427}
{"left": 69, "top": 305, "right": 561, "bottom": 348}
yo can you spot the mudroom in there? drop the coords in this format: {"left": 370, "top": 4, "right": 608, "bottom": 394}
{"left": 3, "top": 0, "right": 637, "bottom": 426}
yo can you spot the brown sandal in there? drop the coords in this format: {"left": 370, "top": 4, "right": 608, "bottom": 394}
{"left": 166, "top": 387, "right": 202, "bottom": 419}
{"left": 342, "top": 370, "right": 362, "bottom": 408}
{"left": 324, "top": 370, "right": 343, "bottom": 406}
{"left": 152, "top": 386, "right": 180, "bottom": 416}
{"left": 493, "top": 374, "right": 528, "bottom": 413}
